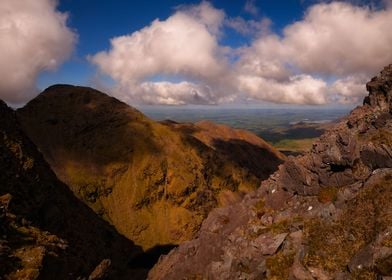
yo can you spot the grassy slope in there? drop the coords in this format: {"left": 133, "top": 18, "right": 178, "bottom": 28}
{"left": 0, "top": 100, "right": 146, "bottom": 279}
{"left": 273, "top": 138, "right": 318, "bottom": 154}
{"left": 17, "top": 85, "right": 284, "bottom": 250}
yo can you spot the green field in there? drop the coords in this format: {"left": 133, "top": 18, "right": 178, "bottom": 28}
{"left": 273, "top": 138, "right": 318, "bottom": 155}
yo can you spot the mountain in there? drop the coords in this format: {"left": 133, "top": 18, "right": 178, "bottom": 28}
{"left": 0, "top": 100, "right": 148, "bottom": 279}
{"left": 16, "top": 85, "right": 284, "bottom": 251}
{"left": 161, "top": 119, "right": 284, "bottom": 180}
{"left": 149, "top": 65, "right": 392, "bottom": 279}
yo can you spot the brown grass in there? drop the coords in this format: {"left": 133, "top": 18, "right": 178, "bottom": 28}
{"left": 304, "top": 174, "right": 392, "bottom": 272}
{"left": 318, "top": 186, "right": 339, "bottom": 203}
{"left": 266, "top": 251, "right": 295, "bottom": 280}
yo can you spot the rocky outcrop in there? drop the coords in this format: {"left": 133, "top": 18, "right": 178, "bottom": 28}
{"left": 0, "top": 100, "right": 149, "bottom": 279}
{"left": 149, "top": 65, "right": 392, "bottom": 279}
{"left": 16, "top": 85, "right": 284, "bottom": 250}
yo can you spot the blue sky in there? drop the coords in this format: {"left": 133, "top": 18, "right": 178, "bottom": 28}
{"left": 1, "top": 0, "right": 391, "bottom": 106}
{"left": 37, "top": 0, "right": 307, "bottom": 89}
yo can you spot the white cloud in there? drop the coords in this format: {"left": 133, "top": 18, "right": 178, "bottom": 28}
{"left": 283, "top": 2, "right": 392, "bottom": 76}
{"left": 244, "top": 0, "right": 259, "bottom": 16}
{"left": 236, "top": 1, "right": 392, "bottom": 104}
{"left": 238, "top": 74, "right": 328, "bottom": 105}
{"left": 384, "top": 0, "right": 392, "bottom": 8}
{"left": 178, "top": 0, "right": 225, "bottom": 36}
{"left": 329, "top": 75, "right": 368, "bottom": 103}
{"left": 90, "top": 1, "right": 232, "bottom": 105}
{"left": 225, "top": 17, "right": 271, "bottom": 37}
{"left": 91, "top": 1, "right": 392, "bottom": 105}
{"left": 135, "top": 81, "right": 217, "bottom": 105}
{"left": 0, "top": 0, "right": 76, "bottom": 104}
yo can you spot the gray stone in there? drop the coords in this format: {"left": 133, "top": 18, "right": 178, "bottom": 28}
{"left": 348, "top": 245, "right": 374, "bottom": 272}
{"left": 252, "top": 233, "right": 287, "bottom": 255}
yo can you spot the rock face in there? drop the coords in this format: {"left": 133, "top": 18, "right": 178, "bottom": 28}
{"left": 0, "top": 100, "right": 147, "bottom": 279}
{"left": 16, "top": 85, "right": 284, "bottom": 250}
{"left": 149, "top": 65, "right": 392, "bottom": 279}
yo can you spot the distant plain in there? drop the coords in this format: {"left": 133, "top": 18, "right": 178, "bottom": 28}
{"left": 138, "top": 106, "right": 353, "bottom": 154}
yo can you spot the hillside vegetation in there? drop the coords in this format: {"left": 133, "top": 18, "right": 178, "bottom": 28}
{"left": 17, "top": 85, "right": 284, "bottom": 250}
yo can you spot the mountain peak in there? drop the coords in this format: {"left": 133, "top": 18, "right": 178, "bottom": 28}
{"left": 149, "top": 65, "right": 392, "bottom": 279}
{"left": 17, "top": 85, "right": 284, "bottom": 251}
{"left": 365, "top": 64, "right": 392, "bottom": 110}
{"left": 0, "top": 99, "right": 144, "bottom": 279}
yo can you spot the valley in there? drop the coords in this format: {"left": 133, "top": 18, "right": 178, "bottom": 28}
{"left": 2, "top": 65, "right": 392, "bottom": 279}
{"left": 2, "top": 0, "right": 392, "bottom": 279}
{"left": 139, "top": 105, "right": 350, "bottom": 155}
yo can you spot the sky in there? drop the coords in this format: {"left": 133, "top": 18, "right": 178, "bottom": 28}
{"left": 1, "top": 0, "right": 392, "bottom": 107}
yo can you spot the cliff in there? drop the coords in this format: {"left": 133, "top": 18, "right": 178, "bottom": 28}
{"left": 149, "top": 66, "right": 392, "bottom": 279}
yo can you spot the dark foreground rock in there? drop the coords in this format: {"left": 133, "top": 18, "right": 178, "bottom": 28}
{"left": 0, "top": 100, "right": 147, "bottom": 279}
{"left": 149, "top": 66, "right": 392, "bottom": 279}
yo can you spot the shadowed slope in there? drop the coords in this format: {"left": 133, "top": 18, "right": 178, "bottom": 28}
{"left": 162, "top": 120, "right": 285, "bottom": 180}
{"left": 17, "top": 85, "right": 284, "bottom": 250}
{"left": 0, "top": 100, "right": 146, "bottom": 279}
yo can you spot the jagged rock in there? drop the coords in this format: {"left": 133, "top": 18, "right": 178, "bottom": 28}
{"left": 149, "top": 65, "right": 392, "bottom": 279}
{"left": 306, "top": 267, "right": 331, "bottom": 280}
{"left": 365, "top": 64, "right": 392, "bottom": 110}
{"left": 279, "top": 160, "right": 319, "bottom": 196}
{"left": 348, "top": 244, "right": 374, "bottom": 272}
{"left": 361, "top": 143, "right": 392, "bottom": 168}
{"left": 290, "top": 251, "right": 314, "bottom": 280}
{"left": 252, "top": 233, "right": 287, "bottom": 255}
{"left": 88, "top": 259, "right": 112, "bottom": 280}
{"left": 374, "top": 247, "right": 392, "bottom": 275}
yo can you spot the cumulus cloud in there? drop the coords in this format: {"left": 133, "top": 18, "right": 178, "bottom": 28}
{"left": 329, "top": 75, "right": 368, "bottom": 103}
{"left": 178, "top": 0, "right": 225, "bottom": 36}
{"left": 244, "top": 0, "right": 259, "bottom": 16}
{"left": 135, "top": 82, "right": 217, "bottom": 105}
{"left": 91, "top": 1, "right": 392, "bottom": 105}
{"left": 283, "top": 2, "right": 392, "bottom": 76}
{"left": 235, "top": 1, "right": 392, "bottom": 104}
{"left": 0, "top": 0, "right": 76, "bottom": 104}
{"left": 90, "top": 1, "right": 233, "bottom": 105}
{"left": 238, "top": 74, "right": 328, "bottom": 105}
{"left": 225, "top": 17, "right": 271, "bottom": 37}
{"left": 384, "top": 0, "right": 392, "bottom": 8}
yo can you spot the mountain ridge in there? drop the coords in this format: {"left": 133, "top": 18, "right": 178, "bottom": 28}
{"left": 16, "top": 85, "right": 284, "bottom": 250}
{"left": 149, "top": 65, "right": 392, "bottom": 279}
{"left": 0, "top": 99, "right": 148, "bottom": 279}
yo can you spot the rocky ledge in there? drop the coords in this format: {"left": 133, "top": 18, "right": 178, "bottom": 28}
{"left": 149, "top": 65, "right": 392, "bottom": 279}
